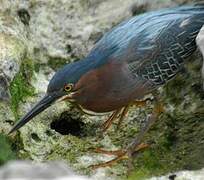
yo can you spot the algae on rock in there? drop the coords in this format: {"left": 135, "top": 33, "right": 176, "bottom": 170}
{"left": 0, "top": 1, "right": 203, "bottom": 180}
{"left": 128, "top": 53, "right": 204, "bottom": 179}
{"left": 0, "top": 134, "right": 16, "bottom": 165}
{"left": 9, "top": 59, "right": 35, "bottom": 120}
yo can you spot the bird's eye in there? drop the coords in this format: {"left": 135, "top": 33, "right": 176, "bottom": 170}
{"left": 64, "top": 84, "right": 73, "bottom": 92}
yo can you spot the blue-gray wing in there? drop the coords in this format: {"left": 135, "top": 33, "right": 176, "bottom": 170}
{"left": 126, "top": 13, "right": 204, "bottom": 85}
{"left": 87, "top": 5, "right": 204, "bottom": 85}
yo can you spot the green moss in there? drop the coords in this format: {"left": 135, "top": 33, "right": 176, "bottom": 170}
{"left": 9, "top": 59, "right": 35, "bottom": 120}
{"left": 47, "top": 135, "right": 92, "bottom": 168}
{"left": 164, "top": 75, "right": 185, "bottom": 105}
{"left": 0, "top": 134, "right": 16, "bottom": 165}
{"left": 128, "top": 169, "right": 151, "bottom": 180}
{"left": 126, "top": 110, "right": 204, "bottom": 179}
{"left": 48, "top": 57, "right": 70, "bottom": 70}
{"left": 34, "top": 62, "right": 42, "bottom": 72}
{"left": 128, "top": 59, "right": 204, "bottom": 179}
{"left": 80, "top": 0, "right": 90, "bottom": 8}
{"left": 10, "top": 132, "right": 31, "bottom": 160}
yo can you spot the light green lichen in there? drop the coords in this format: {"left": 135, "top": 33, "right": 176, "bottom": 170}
{"left": 9, "top": 59, "right": 35, "bottom": 120}
{"left": 47, "top": 133, "right": 93, "bottom": 165}
{"left": 0, "top": 134, "right": 16, "bottom": 165}
{"left": 48, "top": 57, "right": 70, "bottom": 70}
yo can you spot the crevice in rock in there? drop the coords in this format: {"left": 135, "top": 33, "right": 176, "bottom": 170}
{"left": 31, "top": 133, "right": 41, "bottom": 142}
{"left": 17, "top": 8, "right": 30, "bottom": 26}
{"left": 50, "top": 111, "right": 85, "bottom": 137}
{"left": 66, "top": 44, "right": 72, "bottom": 54}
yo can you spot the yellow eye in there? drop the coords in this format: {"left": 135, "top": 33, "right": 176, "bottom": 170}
{"left": 64, "top": 84, "right": 73, "bottom": 92}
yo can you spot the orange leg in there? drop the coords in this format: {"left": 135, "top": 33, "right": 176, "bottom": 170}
{"left": 90, "top": 153, "right": 127, "bottom": 169}
{"left": 116, "top": 105, "right": 130, "bottom": 129}
{"left": 102, "top": 99, "right": 150, "bottom": 132}
{"left": 90, "top": 98, "right": 164, "bottom": 169}
{"left": 93, "top": 148, "right": 125, "bottom": 156}
{"left": 101, "top": 108, "right": 122, "bottom": 132}
{"left": 116, "top": 99, "right": 153, "bottom": 130}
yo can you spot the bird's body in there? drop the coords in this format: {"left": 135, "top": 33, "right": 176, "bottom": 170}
{"left": 50, "top": 5, "right": 204, "bottom": 113}
{"left": 9, "top": 3, "right": 204, "bottom": 169}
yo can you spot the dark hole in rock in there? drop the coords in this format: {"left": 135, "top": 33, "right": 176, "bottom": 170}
{"left": 9, "top": 65, "right": 13, "bottom": 71}
{"left": 45, "top": 129, "right": 54, "bottom": 136}
{"left": 5, "top": 120, "right": 14, "bottom": 124}
{"left": 50, "top": 112, "right": 85, "bottom": 136}
{"left": 17, "top": 8, "right": 30, "bottom": 26}
{"left": 168, "top": 174, "right": 176, "bottom": 180}
{"left": 66, "top": 44, "right": 72, "bottom": 54}
{"left": 31, "top": 133, "right": 41, "bottom": 142}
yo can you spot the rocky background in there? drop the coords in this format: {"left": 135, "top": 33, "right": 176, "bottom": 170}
{"left": 0, "top": 0, "right": 203, "bottom": 179}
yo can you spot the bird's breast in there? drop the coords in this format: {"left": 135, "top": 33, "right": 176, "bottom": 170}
{"left": 72, "top": 61, "right": 138, "bottom": 113}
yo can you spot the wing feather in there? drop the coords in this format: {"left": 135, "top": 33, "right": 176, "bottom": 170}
{"left": 87, "top": 5, "right": 204, "bottom": 85}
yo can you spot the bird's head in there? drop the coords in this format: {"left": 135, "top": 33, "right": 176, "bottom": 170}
{"left": 9, "top": 60, "right": 90, "bottom": 134}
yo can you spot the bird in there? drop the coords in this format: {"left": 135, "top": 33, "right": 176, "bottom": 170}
{"left": 9, "top": 4, "right": 204, "bottom": 168}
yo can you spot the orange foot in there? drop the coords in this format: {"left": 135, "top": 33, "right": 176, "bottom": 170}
{"left": 89, "top": 143, "right": 149, "bottom": 169}
{"left": 101, "top": 99, "right": 151, "bottom": 133}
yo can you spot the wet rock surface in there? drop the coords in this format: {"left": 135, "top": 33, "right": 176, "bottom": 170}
{"left": 0, "top": 160, "right": 204, "bottom": 180}
{"left": 150, "top": 168, "right": 204, "bottom": 180}
{"left": 0, "top": 161, "right": 88, "bottom": 180}
{"left": 0, "top": 0, "right": 203, "bottom": 180}
{"left": 0, "top": 15, "right": 27, "bottom": 101}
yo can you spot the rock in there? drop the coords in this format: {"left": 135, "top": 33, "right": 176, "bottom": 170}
{"left": 0, "top": 74, "right": 10, "bottom": 101}
{"left": 149, "top": 168, "right": 204, "bottom": 180}
{"left": 0, "top": 6, "right": 28, "bottom": 134}
{"left": 0, "top": 102, "right": 15, "bottom": 133}
{"left": 0, "top": 160, "right": 203, "bottom": 180}
{"left": 196, "top": 25, "right": 204, "bottom": 90}
{"left": 25, "top": 0, "right": 134, "bottom": 63}
{"left": 0, "top": 134, "right": 16, "bottom": 165}
{"left": 0, "top": 161, "right": 88, "bottom": 180}
{"left": 130, "top": 0, "right": 176, "bottom": 16}
{"left": 17, "top": 96, "right": 69, "bottom": 162}
{"left": 0, "top": 33, "right": 26, "bottom": 101}
{"left": 19, "top": 0, "right": 176, "bottom": 63}
{"left": 0, "top": 2, "right": 28, "bottom": 101}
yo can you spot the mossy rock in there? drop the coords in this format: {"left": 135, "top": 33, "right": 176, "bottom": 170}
{"left": 128, "top": 55, "right": 204, "bottom": 179}
{"left": 0, "top": 134, "right": 16, "bottom": 165}
{"left": 9, "top": 59, "right": 35, "bottom": 120}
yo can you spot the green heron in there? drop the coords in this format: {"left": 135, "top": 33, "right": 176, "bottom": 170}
{"left": 9, "top": 4, "right": 204, "bottom": 168}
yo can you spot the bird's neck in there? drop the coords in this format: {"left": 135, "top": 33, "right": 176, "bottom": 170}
{"left": 72, "top": 61, "right": 135, "bottom": 113}
{"left": 82, "top": 55, "right": 106, "bottom": 69}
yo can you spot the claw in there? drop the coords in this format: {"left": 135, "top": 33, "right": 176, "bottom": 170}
{"left": 90, "top": 143, "right": 149, "bottom": 169}
{"left": 90, "top": 153, "right": 128, "bottom": 169}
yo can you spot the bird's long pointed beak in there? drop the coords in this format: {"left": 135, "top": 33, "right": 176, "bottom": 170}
{"left": 9, "top": 93, "right": 62, "bottom": 134}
